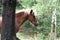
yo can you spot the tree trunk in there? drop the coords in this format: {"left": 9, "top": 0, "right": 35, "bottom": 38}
{"left": 49, "top": 7, "right": 57, "bottom": 40}
{"left": 0, "top": 0, "right": 2, "bottom": 40}
{"left": 49, "top": 23, "right": 53, "bottom": 40}
{"left": 0, "top": 0, "right": 2, "bottom": 15}
{"left": 1, "top": 0, "right": 19, "bottom": 40}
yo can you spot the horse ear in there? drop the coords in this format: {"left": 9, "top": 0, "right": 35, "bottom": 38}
{"left": 30, "top": 9, "right": 33, "bottom": 14}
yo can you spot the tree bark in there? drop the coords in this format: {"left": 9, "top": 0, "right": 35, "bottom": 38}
{"left": 1, "top": 0, "right": 18, "bottom": 40}
{"left": 49, "top": 7, "right": 57, "bottom": 40}
{"left": 0, "top": 0, "right": 2, "bottom": 15}
{"left": 0, "top": 0, "right": 2, "bottom": 40}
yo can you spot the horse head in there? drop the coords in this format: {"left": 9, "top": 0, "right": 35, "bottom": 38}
{"left": 28, "top": 9, "right": 39, "bottom": 26}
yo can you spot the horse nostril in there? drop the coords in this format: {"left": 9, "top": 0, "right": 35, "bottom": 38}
{"left": 35, "top": 24, "right": 38, "bottom": 26}
{"left": 35, "top": 21, "right": 39, "bottom": 26}
{"left": 35, "top": 23, "right": 38, "bottom": 26}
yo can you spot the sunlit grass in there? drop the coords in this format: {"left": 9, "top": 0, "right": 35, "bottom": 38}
{"left": 16, "top": 32, "right": 60, "bottom": 40}
{"left": 16, "top": 33, "right": 49, "bottom": 40}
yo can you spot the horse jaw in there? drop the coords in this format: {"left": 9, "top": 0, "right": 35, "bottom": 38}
{"left": 30, "top": 22, "right": 35, "bottom": 27}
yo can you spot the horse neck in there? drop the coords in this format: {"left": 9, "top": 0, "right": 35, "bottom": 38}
{"left": 15, "top": 12, "right": 28, "bottom": 32}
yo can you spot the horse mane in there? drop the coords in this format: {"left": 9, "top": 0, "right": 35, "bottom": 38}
{"left": 16, "top": 8, "right": 37, "bottom": 16}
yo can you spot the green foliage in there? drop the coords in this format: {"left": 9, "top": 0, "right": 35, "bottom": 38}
{"left": 16, "top": 0, "right": 60, "bottom": 40}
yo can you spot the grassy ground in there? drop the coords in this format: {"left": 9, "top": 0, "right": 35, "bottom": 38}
{"left": 0, "top": 33, "right": 60, "bottom": 40}
{"left": 16, "top": 32, "right": 60, "bottom": 40}
{"left": 16, "top": 32, "right": 49, "bottom": 40}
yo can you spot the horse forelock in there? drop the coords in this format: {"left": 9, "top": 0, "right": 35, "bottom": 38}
{"left": 25, "top": 9, "right": 37, "bottom": 16}
{"left": 16, "top": 9, "right": 37, "bottom": 16}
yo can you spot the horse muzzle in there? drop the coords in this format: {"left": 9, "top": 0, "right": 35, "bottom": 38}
{"left": 35, "top": 21, "right": 39, "bottom": 26}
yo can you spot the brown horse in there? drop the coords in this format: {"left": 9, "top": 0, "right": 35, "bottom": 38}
{"left": 0, "top": 9, "right": 39, "bottom": 33}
